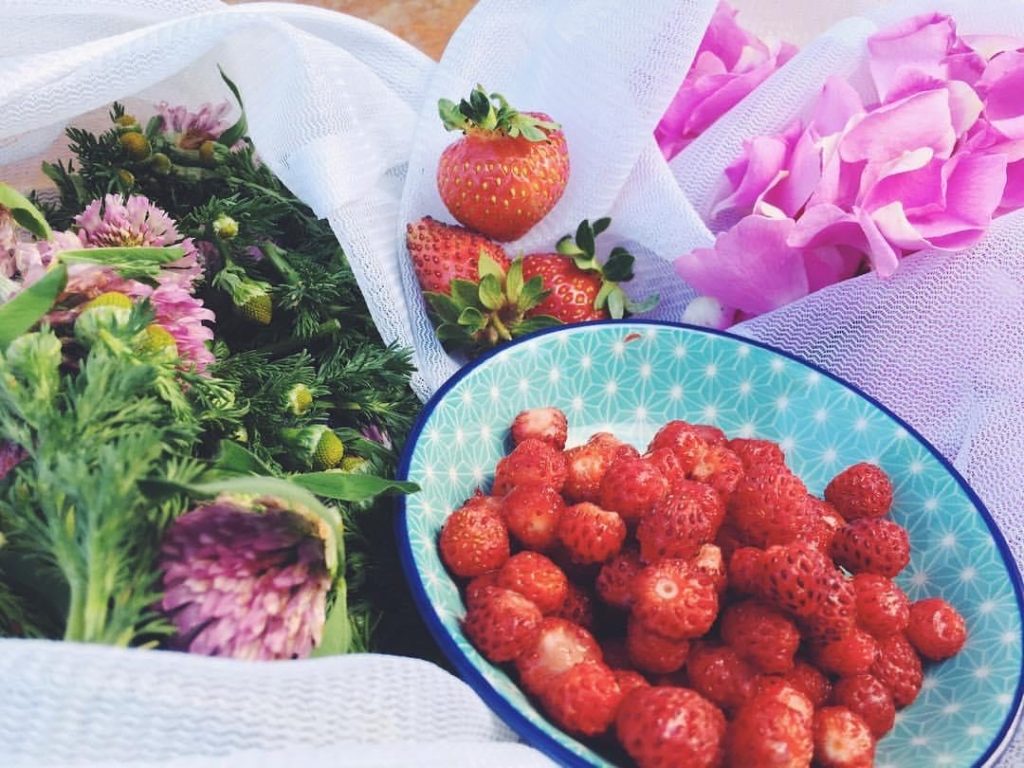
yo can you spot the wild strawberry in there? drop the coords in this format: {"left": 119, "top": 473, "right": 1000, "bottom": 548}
{"left": 813, "top": 706, "right": 876, "bottom": 768}
{"left": 686, "top": 642, "right": 757, "bottom": 711}
{"left": 720, "top": 601, "right": 800, "bottom": 674}
{"left": 462, "top": 586, "right": 542, "bottom": 662}
{"left": 728, "top": 681, "right": 813, "bottom": 768}
{"left": 613, "top": 669, "right": 650, "bottom": 698}
{"left": 643, "top": 447, "right": 686, "bottom": 487}
{"left": 557, "top": 502, "right": 626, "bottom": 564}
{"left": 906, "top": 598, "right": 968, "bottom": 660}
{"left": 522, "top": 219, "right": 657, "bottom": 323}
{"left": 632, "top": 559, "right": 719, "bottom": 640}
{"left": 563, "top": 432, "right": 639, "bottom": 503}
{"left": 439, "top": 501, "right": 510, "bottom": 578}
{"left": 727, "top": 437, "right": 786, "bottom": 470}
{"left": 825, "top": 462, "right": 893, "bottom": 521}
{"left": 715, "top": 521, "right": 746, "bottom": 559}
{"left": 464, "top": 571, "right": 501, "bottom": 604}
{"left": 516, "top": 618, "right": 602, "bottom": 696}
{"left": 598, "top": 456, "right": 669, "bottom": 524}
{"left": 777, "top": 660, "right": 832, "bottom": 708}
{"left": 500, "top": 484, "right": 564, "bottom": 550}
{"left": 556, "top": 582, "right": 596, "bottom": 630}
{"left": 497, "top": 552, "right": 569, "bottom": 615}
{"left": 493, "top": 438, "right": 567, "bottom": 495}
{"left": 510, "top": 407, "right": 568, "bottom": 450}
{"left": 831, "top": 518, "right": 910, "bottom": 578}
{"left": 726, "top": 547, "right": 765, "bottom": 596}
{"left": 650, "top": 420, "right": 728, "bottom": 452}
{"left": 831, "top": 674, "right": 896, "bottom": 737}
{"left": 728, "top": 465, "right": 813, "bottom": 547}
{"left": 852, "top": 573, "right": 909, "bottom": 637}
{"left": 693, "top": 543, "right": 727, "bottom": 594}
{"left": 689, "top": 444, "right": 745, "bottom": 497}
{"left": 870, "top": 633, "right": 923, "bottom": 708}
{"left": 617, "top": 687, "right": 726, "bottom": 768}
{"left": 805, "top": 497, "right": 846, "bottom": 552}
{"left": 812, "top": 628, "right": 880, "bottom": 677}
{"left": 407, "top": 216, "right": 510, "bottom": 294}
{"left": 596, "top": 549, "right": 644, "bottom": 609}
{"left": 803, "top": 570, "right": 857, "bottom": 643}
{"left": 542, "top": 660, "right": 622, "bottom": 736}
{"left": 626, "top": 616, "right": 691, "bottom": 674}
{"left": 437, "top": 86, "right": 568, "bottom": 242}
{"left": 760, "top": 541, "right": 832, "bottom": 618}
{"left": 637, "top": 480, "right": 724, "bottom": 562}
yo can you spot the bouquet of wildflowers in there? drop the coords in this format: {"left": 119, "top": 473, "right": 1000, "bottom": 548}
{"left": 0, "top": 76, "right": 424, "bottom": 660}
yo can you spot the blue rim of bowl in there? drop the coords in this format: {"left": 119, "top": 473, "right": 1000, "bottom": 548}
{"left": 395, "top": 319, "right": 1024, "bottom": 768}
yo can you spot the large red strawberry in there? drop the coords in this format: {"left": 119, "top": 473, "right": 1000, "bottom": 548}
{"left": 541, "top": 660, "right": 623, "bottom": 736}
{"left": 616, "top": 686, "right": 727, "bottom": 768}
{"left": 407, "top": 216, "right": 510, "bottom": 295}
{"left": 522, "top": 218, "right": 658, "bottom": 323}
{"left": 831, "top": 674, "right": 896, "bottom": 737}
{"left": 727, "top": 681, "right": 813, "bottom": 768}
{"left": 437, "top": 86, "right": 568, "bottom": 242}
{"left": 462, "top": 586, "right": 542, "bottom": 662}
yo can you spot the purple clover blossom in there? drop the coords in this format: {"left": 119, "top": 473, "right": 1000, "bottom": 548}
{"left": 0, "top": 442, "right": 27, "bottom": 482}
{"left": 156, "top": 101, "right": 232, "bottom": 150}
{"left": 360, "top": 423, "right": 393, "bottom": 450}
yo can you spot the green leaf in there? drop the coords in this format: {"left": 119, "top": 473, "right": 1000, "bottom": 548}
{"left": 457, "top": 306, "right": 487, "bottom": 333}
{"left": 478, "top": 273, "right": 503, "bottom": 310}
{"left": 518, "top": 123, "right": 546, "bottom": 142}
{"left": 506, "top": 258, "right": 524, "bottom": 304}
{"left": 626, "top": 292, "right": 660, "bottom": 314}
{"left": 592, "top": 217, "right": 612, "bottom": 236}
{"left": 511, "top": 315, "right": 562, "bottom": 335}
{"left": 312, "top": 581, "right": 352, "bottom": 657}
{"left": 425, "top": 292, "right": 462, "bottom": 324}
{"left": 603, "top": 248, "right": 635, "bottom": 282}
{"left": 449, "top": 279, "right": 482, "bottom": 310}
{"left": 215, "top": 440, "right": 274, "bottom": 476}
{"left": 607, "top": 287, "right": 626, "bottom": 319}
{"left": 477, "top": 251, "right": 506, "bottom": 281}
{"left": 435, "top": 322, "right": 470, "bottom": 342}
{"left": 517, "top": 275, "right": 549, "bottom": 312}
{"left": 0, "top": 182, "right": 52, "bottom": 241}
{"left": 572, "top": 255, "right": 602, "bottom": 272}
{"left": 59, "top": 246, "right": 185, "bottom": 279}
{"left": 217, "top": 68, "right": 249, "bottom": 147}
{"left": 0, "top": 264, "right": 67, "bottom": 347}
{"left": 289, "top": 472, "right": 419, "bottom": 502}
{"left": 575, "top": 219, "right": 595, "bottom": 257}
{"left": 438, "top": 98, "right": 469, "bottom": 131}
{"left": 556, "top": 235, "right": 584, "bottom": 257}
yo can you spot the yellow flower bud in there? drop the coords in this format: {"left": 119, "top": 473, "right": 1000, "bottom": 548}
{"left": 119, "top": 132, "right": 151, "bottom": 161}
{"left": 213, "top": 214, "right": 239, "bottom": 240}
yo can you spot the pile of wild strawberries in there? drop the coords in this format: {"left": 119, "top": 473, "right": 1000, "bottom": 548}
{"left": 438, "top": 407, "right": 969, "bottom": 768}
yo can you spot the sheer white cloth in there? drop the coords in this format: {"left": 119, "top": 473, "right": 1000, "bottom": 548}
{"left": 1, "top": 0, "right": 1022, "bottom": 764}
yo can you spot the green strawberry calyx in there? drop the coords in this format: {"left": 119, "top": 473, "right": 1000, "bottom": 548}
{"left": 424, "top": 251, "right": 561, "bottom": 353}
{"left": 438, "top": 85, "right": 560, "bottom": 142}
{"left": 555, "top": 218, "right": 659, "bottom": 319}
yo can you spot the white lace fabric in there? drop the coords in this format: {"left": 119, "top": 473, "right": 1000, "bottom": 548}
{"left": 1, "top": 0, "right": 1023, "bottom": 764}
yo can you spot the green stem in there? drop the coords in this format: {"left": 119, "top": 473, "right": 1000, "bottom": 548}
{"left": 490, "top": 312, "right": 513, "bottom": 342}
{"left": 261, "top": 242, "right": 300, "bottom": 285}
{"left": 252, "top": 319, "right": 341, "bottom": 357}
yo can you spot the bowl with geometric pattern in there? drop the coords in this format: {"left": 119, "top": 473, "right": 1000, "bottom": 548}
{"left": 397, "top": 320, "right": 1023, "bottom": 767}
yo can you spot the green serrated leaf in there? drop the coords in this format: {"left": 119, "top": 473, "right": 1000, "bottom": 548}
{"left": 506, "top": 259, "right": 524, "bottom": 303}
{"left": 517, "top": 275, "right": 548, "bottom": 312}
{"left": 289, "top": 471, "right": 418, "bottom": 502}
{"left": 477, "top": 251, "right": 506, "bottom": 280}
{"left": 603, "top": 248, "right": 635, "bottom": 282}
{"left": 425, "top": 292, "right": 462, "bottom": 323}
{"left": 575, "top": 219, "right": 595, "bottom": 257}
{"left": 0, "top": 182, "right": 52, "bottom": 241}
{"left": 607, "top": 287, "right": 626, "bottom": 319}
{"left": 592, "top": 217, "right": 612, "bottom": 236}
{"left": 478, "top": 273, "right": 504, "bottom": 310}
{"left": 449, "top": 279, "right": 482, "bottom": 310}
{"left": 0, "top": 264, "right": 67, "bottom": 347}
{"left": 458, "top": 306, "right": 487, "bottom": 332}
{"left": 556, "top": 235, "right": 584, "bottom": 257}
{"left": 625, "top": 292, "right": 660, "bottom": 315}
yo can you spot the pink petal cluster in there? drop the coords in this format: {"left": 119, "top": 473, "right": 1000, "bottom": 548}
{"left": 128, "top": 281, "right": 216, "bottom": 373}
{"left": 677, "top": 13, "right": 1024, "bottom": 328}
{"left": 159, "top": 498, "right": 331, "bottom": 661}
{"left": 656, "top": 2, "right": 796, "bottom": 161}
{"left": 156, "top": 101, "right": 232, "bottom": 150}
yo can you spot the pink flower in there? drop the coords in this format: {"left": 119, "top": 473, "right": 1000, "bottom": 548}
{"left": 75, "top": 195, "right": 202, "bottom": 291}
{"left": 656, "top": 2, "right": 795, "bottom": 161}
{"left": 156, "top": 101, "right": 232, "bottom": 150}
{"left": 0, "top": 441, "right": 27, "bottom": 482}
{"left": 128, "top": 281, "right": 215, "bottom": 373}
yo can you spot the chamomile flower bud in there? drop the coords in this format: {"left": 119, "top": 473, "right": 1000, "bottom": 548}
{"left": 119, "top": 131, "right": 151, "bottom": 161}
{"left": 213, "top": 214, "right": 239, "bottom": 240}
{"left": 114, "top": 114, "right": 139, "bottom": 128}
{"left": 151, "top": 153, "right": 172, "bottom": 175}
{"left": 135, "top": 324, "right": 178, "bottom": 360}
{"left": 83, "top": 291, "right": 133, "bottom": 311}
{"left": 230, "top": 277, "right": 273, "bottom": 325}
{"left": 117, "top": 169, "right": 135, "bottom": 187}
{"left": 286, "top": 383, "right": 314, "bottom": 416}
{"left": 280, "top": 425, "right": 345, "bottom": 471}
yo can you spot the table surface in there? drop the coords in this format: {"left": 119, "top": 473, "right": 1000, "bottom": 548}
{"left": 231, "top": 0, "right": 474, "bottom": 59}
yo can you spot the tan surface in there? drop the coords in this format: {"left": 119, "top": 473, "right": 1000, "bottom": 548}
{"left": 230, "top": 0, "right": 476, "bottom": 59}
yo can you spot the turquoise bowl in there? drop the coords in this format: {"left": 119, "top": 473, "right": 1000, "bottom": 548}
{"left": 397, "top": 321, "right": 1023, "bottom": 767}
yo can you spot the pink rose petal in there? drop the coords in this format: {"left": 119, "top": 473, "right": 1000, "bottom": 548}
{"left": 978, "top": 51, "right": 1024, "bottom": 139}
{"left": 868, "top": 13, "right": 959, "bottom": 100}
{"left": 839, "top": 89, "right": 955, "bottom": 163}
